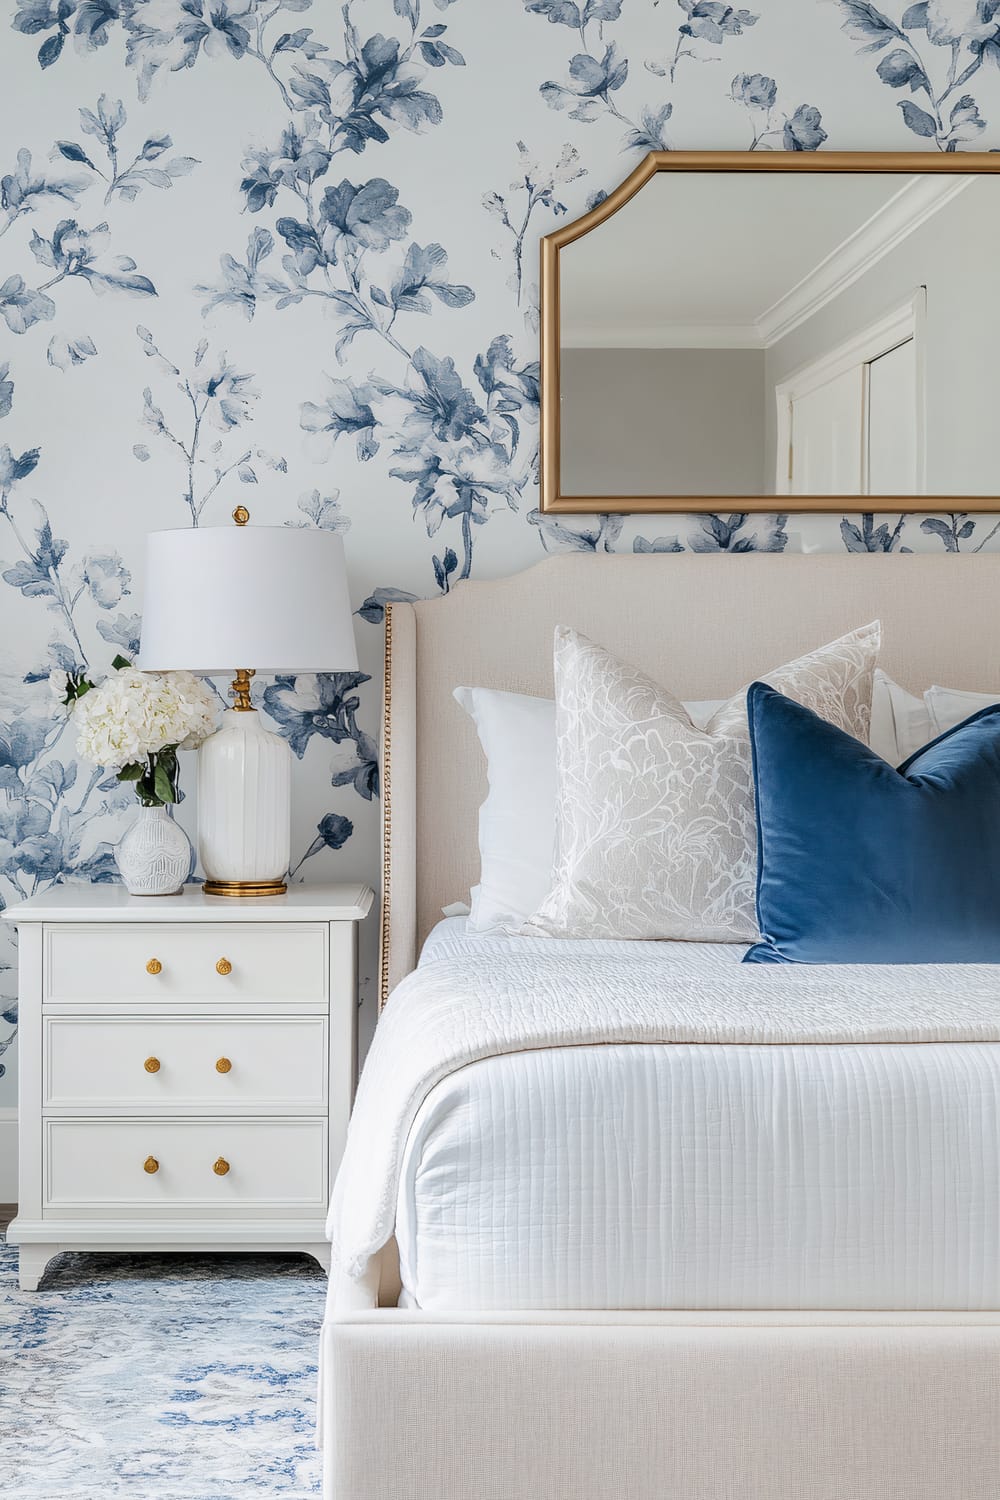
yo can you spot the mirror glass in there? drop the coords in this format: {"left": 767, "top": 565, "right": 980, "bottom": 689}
{"left": 558, "top": 170, "right": 996, "bottom": 500}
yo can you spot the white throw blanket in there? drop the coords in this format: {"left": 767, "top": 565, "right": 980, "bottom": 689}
{"left": 328, "top": 952, "right": 1000, "bottom": 1279}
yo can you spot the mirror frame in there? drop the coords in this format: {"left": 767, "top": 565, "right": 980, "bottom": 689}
{"left": 539, "top": 150, "right": 1000, "bottom": 515}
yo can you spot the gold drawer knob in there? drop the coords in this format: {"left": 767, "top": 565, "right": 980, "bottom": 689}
{"left": 213, "top": 1156, "right": 230, "bottom": 1176}
{"left": 143, "top": 1057, "right": 161, "bottom": 1074}
{"left": 143, "top": 1156, "right": 159, "bottom": 1174}
{"left": 215, "top": 1057, "right": 232, "bottom": 1074}
{"left": 216, "top": 957, "right": 232, "bottom": 976}
{"left": 146, "top": 958, "right": 162, "bottom": 976}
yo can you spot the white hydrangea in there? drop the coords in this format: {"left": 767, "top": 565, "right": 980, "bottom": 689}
{"left": 74, "top": 667, "right": 217, "bottom": 771}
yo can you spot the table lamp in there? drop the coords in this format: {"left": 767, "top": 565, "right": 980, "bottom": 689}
{"left": 138, "top": 506, "right": 359, "bottom": 896}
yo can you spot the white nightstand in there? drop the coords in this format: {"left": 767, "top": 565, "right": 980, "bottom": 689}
{"left": 3, "top": 882, "right": 373, "bottom": 1290}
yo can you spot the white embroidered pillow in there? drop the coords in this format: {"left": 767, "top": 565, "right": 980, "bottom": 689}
{"left": 523, "top": 621, "right": 881, "bottom": 943}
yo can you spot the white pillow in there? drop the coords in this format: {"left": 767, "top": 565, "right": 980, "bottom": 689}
{"left": 455, "top": 687, "right": 726, "bottom": 934}
{"left": 871, "top": 668, "right": 933, "bottom": 763}
{"left": 453, "top": 688, "right": 556, "bottom": 934}
{"left": 925, "top": 685, "right": 1000, "bottom": 741}
{"left": 523, "top": 622, "right": 881, "bottom": 943}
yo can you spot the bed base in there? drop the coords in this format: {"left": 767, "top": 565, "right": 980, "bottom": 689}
{"left": 320, "top": 1256, "right": 1000, "bottom": 1500}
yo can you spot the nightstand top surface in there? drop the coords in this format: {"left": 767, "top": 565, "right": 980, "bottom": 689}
{"left": 3, "top": 882, "right": 374, "bottom": 924}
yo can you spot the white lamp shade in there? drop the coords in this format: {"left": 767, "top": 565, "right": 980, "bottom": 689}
{"left": 138, "top": 526, "right": 358, "bottom": 675}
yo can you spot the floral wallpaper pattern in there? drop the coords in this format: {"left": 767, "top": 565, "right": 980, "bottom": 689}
{"left": 3, "top": 0, "right": 1000, "bottom": 1089}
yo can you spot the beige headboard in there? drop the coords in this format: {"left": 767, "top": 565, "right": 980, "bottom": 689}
{"left": 379, "top": 552, "right": 1000, "bottom": 1003}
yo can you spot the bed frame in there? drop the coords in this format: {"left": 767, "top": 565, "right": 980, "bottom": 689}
{"left": 322, "top": 553, "right": 1000, "bottom": 1499}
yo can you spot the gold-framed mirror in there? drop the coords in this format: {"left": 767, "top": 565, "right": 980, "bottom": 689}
{"left": 539, "top": 150, "right": 1000, "bottom": 515}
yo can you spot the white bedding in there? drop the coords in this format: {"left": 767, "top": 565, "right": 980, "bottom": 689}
{"left": 331, "top": 921, "right": 1000, "bottom": 1312}
{"left": 392, "top": 923, "right": 1000, "bottom": 1310}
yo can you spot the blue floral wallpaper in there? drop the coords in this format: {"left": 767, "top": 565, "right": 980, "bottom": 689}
{"left": 2, "top": 0, "right": 1000, "bottom": 1094}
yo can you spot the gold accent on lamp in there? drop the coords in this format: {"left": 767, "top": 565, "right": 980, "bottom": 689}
{"left": 230, "top": 667, "right": 255, "bottom": 714}
{"left": 215, "top": 1057, "right": 232, "bottom": 1074}
{"left": 143, "top": 1056, "right": 161, "bottom": 1074}
{"left": 143, "top": 1156, "right": 159, "bottom": 1174}
{"left": 146, "top": 958, "right": 162, "bottom": 976}
{"left": 203, "top": 878, "right": 287, "bottom": 898}
{"left": 232, "top": 505, "right": 250, "bottom": 526}
{"left": 213, "top": 1156, "right": 231, "bottom": 1176}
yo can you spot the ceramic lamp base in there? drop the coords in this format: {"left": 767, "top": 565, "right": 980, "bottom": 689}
{"left": 197, "top": 709, "right": 291, "bottom": 895}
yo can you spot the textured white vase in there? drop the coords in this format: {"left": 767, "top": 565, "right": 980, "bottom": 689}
{"left": 116, "top": 806, "right": 192, "bottom": 896}
{"left": 197, "top": 709, "right": 291, "bottom": 892}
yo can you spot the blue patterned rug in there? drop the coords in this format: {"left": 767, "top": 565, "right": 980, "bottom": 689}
{"left": 0, "top": 1236, "right": 325, "bottom": 1498}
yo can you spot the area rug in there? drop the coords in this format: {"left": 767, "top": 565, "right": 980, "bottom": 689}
{"left": 0, "top": 1236, "right": 325, "bottom": 1498}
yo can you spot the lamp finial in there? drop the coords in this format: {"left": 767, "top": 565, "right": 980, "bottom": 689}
{"left": 232, "top": 505, "right": 250, "bottom": 526}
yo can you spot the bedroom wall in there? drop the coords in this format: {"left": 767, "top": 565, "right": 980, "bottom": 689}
{"left": 3, "top": 0, "right": 1000, "bottom": 1146}
{"left": 561, "top": 348, "right": 766, "bottom": 496}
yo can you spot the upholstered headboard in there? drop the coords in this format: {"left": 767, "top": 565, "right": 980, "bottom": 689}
{"left": 378, "top": 553, "right": 1000, "bottom": 1003}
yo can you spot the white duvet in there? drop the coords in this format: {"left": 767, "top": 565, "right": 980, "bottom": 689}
{"left": 329, "top": 929, "right": 1000, "bottom": 1309}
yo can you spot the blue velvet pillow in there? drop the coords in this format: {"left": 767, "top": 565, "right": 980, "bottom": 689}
{"left": 743, "top": 682, "right": 1000, "bottom": 964}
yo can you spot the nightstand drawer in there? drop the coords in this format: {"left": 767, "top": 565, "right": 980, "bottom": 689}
{"left": 45, "top": 923, "right": 327, "bottom": 1004}
{"left": 44, "top": 1117, "right": 327, "bottom": 1214}
{"left": 43, "top": 1017, "right": 327, "bottom": 1113}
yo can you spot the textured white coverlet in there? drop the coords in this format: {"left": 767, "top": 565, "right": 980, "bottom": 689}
{"left": 395, "top": 1040, "right": 1000, "bottom": 1310}
{"left": 328, "top": 946, "right": 1000, "bottom": 1282}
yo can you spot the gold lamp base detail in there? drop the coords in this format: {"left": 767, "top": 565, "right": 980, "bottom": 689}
{"left": 203, "top": 879, "right": 288, "bottom": 898}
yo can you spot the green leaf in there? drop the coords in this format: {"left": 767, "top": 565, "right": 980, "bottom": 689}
{"left": 117, "top": 762, "right": 144, "bottom": 782}
{"left": 111, "top": 654, "right": 131, "bottom": 671}
{"left": 153, "top": 760, "right": 177, "bottom": 804}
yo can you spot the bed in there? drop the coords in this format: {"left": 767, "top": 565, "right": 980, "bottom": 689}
{"left": 321, "top": 553, "right": 1000, "bottom": 1500}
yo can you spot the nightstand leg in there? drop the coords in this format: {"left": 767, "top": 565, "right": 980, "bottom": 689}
{"left": 18, "top": 1245, "right": 54, "bottom": 1292}
{"left": 305, "top": 1243, "right": 332, "bottom": 1273}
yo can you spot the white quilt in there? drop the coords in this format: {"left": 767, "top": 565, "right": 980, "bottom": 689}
{"left": 328, "top": 951, "right": 1000, "bottom": 1280}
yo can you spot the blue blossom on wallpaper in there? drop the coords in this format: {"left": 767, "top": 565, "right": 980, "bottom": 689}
{"left": 30, "top": 219, "right": 157, "bottom": 297}
{"left": 0, "top": 438, "right": 132, "bottom": 933}
{"left": 690, "top": 513, "right": 789, "bottom": 552}
{"left": 300, "top": 380, "right": 379, "bottom": 462}
{"left": 288, "top": 489, "right": 352, "bottom": 531}
{"left": 263, "top": 672, "right": 379, "bottom": 816}
{"left": 369, "top": 336, "right": 539, "bottom": 586}
{"left": 919, "top": 512, "right": 1000, "bottom": 551}
{"left": 634, "top": 534, "right": 685, "bottom": 553}
{"left": 134, "top": 328, "right": 277, "bottom": 524}
{"left": 837, "top": 0, "right": 993, "bottom": 147}
{"left": 0, "top": 274, "right": 55, "bottom": 335}
{"left": 529, "top": 0, "right": 828, "bottom": 152}
{"left": 783, "top": 102, "right": 829, "bottom": 149}
{"left": 201, "top": 169, "right": 474, "bottom": 369}
{"left": 97, "top": 611, "right": 143, "bottom": 657}
{"left": 289, "top": 810, "right": 354, "bottom": 879}
{"left": 526, "top": 1, "right": 625, "bottom": 30}
{"left": 630, "top": 514, "right": 789, "bottom": 554}
{"left": 530, "top": 509, "right": 624, "bottom": 552}
{"left": 355, "top": 585, "right": 419, "bottom": 625}
{"left": 0, "top": 364, "right": 12, "bottom": 420}
{"left": 540, "top": 43, "right": 631, "bottom": 122}
{"left": 841, "top": 514, "right": 912, "bottom": 552}
{"left": 56, "top": 94, "right": 199, "bottom": 204}
{"left": 47, "top": 333, "right": 98, "bottom": 369}
{"left": 1, "top": 147, "right": 90, "bottom": 236}
{"left": 484, "top": 142, "right": 587, "bottom": 318}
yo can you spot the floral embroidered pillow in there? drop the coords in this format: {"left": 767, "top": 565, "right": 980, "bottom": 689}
{"left": 522, "top": 621, "right": 881, "bottom": 943}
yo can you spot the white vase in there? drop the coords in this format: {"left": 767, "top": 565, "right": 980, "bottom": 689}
{"left": 115, "top": 805, "right": 192, "bottom": 896}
